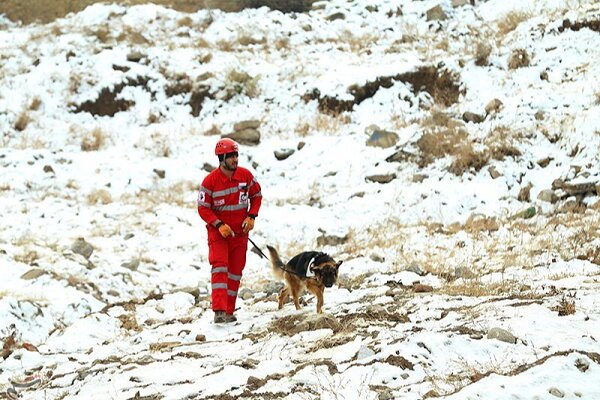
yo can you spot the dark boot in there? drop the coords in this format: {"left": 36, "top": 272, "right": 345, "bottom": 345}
{"left": 213, "top": 311, "right": 226, "bottom": 323}
{"left": 224, "top": 314, "right": 237, "bottom": 323}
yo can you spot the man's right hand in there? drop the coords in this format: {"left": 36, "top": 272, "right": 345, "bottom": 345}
{"left": 217, "top": 223, "right": 235, "bottom": 238}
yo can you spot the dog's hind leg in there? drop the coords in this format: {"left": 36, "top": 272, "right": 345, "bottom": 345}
{"left": 278, "top": 286, "right": 290, "bottom": 310}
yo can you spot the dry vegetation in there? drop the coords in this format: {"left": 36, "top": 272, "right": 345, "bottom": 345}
{"left": 496, "top": 11, "right": 533, "bottom": 36}
{"left": 415, "top": 115, "right": 522, "bottom": 176}
{"left": 81, "top": 127, "right": 106, "bottom": 151}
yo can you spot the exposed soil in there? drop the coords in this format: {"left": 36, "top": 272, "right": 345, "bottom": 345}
{"left": 0, "top": 0, "right": 316, "bottom": 24}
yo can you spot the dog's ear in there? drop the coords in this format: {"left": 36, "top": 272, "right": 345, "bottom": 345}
{"left": 336, "top": 260, "right": 343, "bottom": 269}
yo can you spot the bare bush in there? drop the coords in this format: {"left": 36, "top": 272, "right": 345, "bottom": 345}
{"left": 81, "top": 127, "right": 105, "bottom": 151}
{"left": 14, "top": 110, "right": 30, "bottom": 131}
{"left": 87, "top": 189, "right": 112, "bottom": 205}
{"left": 508, "top": 49, "right": 530, "bottom": 69}
{"left": 474, "top": 42, "right": 492, "bottom": 66}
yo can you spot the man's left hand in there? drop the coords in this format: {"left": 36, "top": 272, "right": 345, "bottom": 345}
{"left": 242, "top": 216, "right": 255, "bottom": 233}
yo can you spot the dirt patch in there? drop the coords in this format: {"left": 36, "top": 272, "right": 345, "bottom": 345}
{"left": 0, "top": 0, "right": 317, "bottom": 24}
{"left": 72, "top": 76, "right": 150, "bottom": 117}
{"left": 303, "top": 66, "right": 461, "bottom": 116}
{"left": 269, "top": 313, "right": 341, "bottom": 336}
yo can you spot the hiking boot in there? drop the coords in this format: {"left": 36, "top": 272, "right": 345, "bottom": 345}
{"left": 213, "top": 311, "right": 226, "bottom": 324}
{"left": 224, "top": 314, "right": 237, "bottom": 323}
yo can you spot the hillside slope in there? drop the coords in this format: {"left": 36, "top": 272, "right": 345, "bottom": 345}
{"left": 1, "top": 0, "right": 599, "bottom": 399}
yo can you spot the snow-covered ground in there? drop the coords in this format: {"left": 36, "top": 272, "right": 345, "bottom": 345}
{"left": 1, "top": 0, "right": 599, "bottom": 399}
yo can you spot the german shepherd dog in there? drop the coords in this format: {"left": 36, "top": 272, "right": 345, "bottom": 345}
{"left": 266, "top": 245, "right": 342, "bottom": 313}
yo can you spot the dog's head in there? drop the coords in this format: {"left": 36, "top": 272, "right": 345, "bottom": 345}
{"left": 310, "top": 253, "right": 343, "bottom": 288}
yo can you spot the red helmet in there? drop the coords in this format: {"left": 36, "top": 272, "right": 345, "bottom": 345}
{"left": 215, "top": 138, "right": 239, "bottom": 155}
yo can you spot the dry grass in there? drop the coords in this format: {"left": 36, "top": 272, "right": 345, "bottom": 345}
{"left": 14, "top": 250, "right": 40, "bottom": 265}
{"left": 81, "top": 127, "right": 106, "bottom": 151}
{"left": 496, "top": 11, "right": 533, "bottom": 36}
{"left": 224, "top": 69, "right": 260, "bottom": 99}
{"left": 508, "top": 48, "right": 530, "bottom": 69}
{"left": 474, "top": 41, "right": 492, "bottom": 66}
{"left": 553, "top": 294, "right": 576, "bottom": 316}
{"left": 87, "top": 189, "right": 112, "bottom": 205}
{"left": 14, "top": 110, "right": 30, "bottom": 131}
{"left": 122, "top": 180, "right": 197, "bottom": 208}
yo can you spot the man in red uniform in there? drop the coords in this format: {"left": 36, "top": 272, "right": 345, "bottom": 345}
{"left": 197, "top": 138, "right": 262, "bottom": 323}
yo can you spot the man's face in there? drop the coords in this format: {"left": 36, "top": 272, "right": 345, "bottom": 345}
{"left": 222, "top": 151, "right": 238, "bottom": 171}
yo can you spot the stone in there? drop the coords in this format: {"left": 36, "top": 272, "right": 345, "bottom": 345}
{"left": 233, "top": 120, "right": 260, "bottom": 131}
{"left": 274, "top": 149, "right": 295, "bottom": 160}
{"left": 537, "top": 189, "right": 558, "bottom": 203}
{"left": 20, "top": 268, "right": 46, "bottom": 280}
{"left": 487, "top": 327, "right": 516, "bottom": 344}
{"left": 366, "top": 174, "right": 396, "bottom": 184}
{"left": 72, "top": 238, "right": 94, "bottom": 259}
{"left": 366, "top": 130, "right": 399, "bottom": 148}
{"left": 462, "top": 112, "right": 485, "bottom": 123}
{"left": 426, "top": 5, "right": 448, "bottom": 21}
{"left": 485, "top": 98, "right": 503, "bottom": 114}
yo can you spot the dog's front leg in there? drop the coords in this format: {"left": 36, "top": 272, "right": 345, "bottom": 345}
{"left": 291, "top": 286, "right": 302, "bottom": 310}
{"left": 278, "top": 287, "right": 290, "bottom": 310}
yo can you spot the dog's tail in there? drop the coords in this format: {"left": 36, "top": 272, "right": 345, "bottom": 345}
{"left": 266, "top": 245, "right": 285, "bottom": 280}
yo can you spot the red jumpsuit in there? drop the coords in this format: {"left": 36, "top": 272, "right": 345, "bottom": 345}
{"left": 197, "top": 166, "right": 262, "bottom": 314}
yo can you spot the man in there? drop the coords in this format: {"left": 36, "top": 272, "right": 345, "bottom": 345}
{"left": 197, "top": 138, "right": 262, "bottom": 323}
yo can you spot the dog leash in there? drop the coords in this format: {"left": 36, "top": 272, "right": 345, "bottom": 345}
{"left": 248, "top": 237, "right": 308, "bottom": 278}
{"left": 248, "top": 237, "right": 268, "bottom": 259}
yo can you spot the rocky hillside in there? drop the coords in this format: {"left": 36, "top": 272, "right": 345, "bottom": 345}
{"left": 1, "top": 0, "right": 599, "bottom": 399}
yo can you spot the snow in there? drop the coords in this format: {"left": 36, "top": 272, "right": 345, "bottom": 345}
{"left": 1, "top": 0, "right": 600, "bottom": 399}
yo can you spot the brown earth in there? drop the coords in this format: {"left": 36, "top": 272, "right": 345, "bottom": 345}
{"left": 0, "top": 0, "right": 316, "bottom": 24}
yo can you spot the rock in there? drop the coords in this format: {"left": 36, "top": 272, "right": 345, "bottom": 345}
{"left": 153, "top": 169, "right": 165, "bottom": 178}
{"left": 274, "top": 149, "right": 295, "bottom": 160}
{"left": 462, "top": 111, "right": 485, "bottom": 123}
{"left": 386, "top": 149, "right": 416, "bottom": 163}
{"left": 20, "top": 268, "right": 46, "bottom": 280}
{"left": 537, "top": 157, "right": 552, "bottom": 168}
{"left": 487, "top": 327, "right": 516, "bottom": 344}
{"left": 43, "top": 165, "right": 54, "bottom": 174}
{"left": 485, "top": 98, "right": 503, "bottom": 114}
{"left": 297, "top": 141, "right": 305, "bottom": 150}
{"left": 202, "top": 162, "right": 215, "bottom": 172}
{"left": 239, "top": 288, "right": 254, "bottom": 300}
{"left": 488, "top": 166, "right": 501, "bottom": 179}
{"left": 126, "top": 51, "right": 145, "bottom": 62}
{"left": 317, "top": 233, "right": 348, "bottom": 246}
{"left": 366, "top": 174, "right": 396, "bottom": 184}
{"left": 233, "top": 120, "right": 260, "bottom": 131}
{"left": 224, "top": 128, "right": 260, "bottom": 145}
{"left": 412, "top": 174, "right": 427, "bottom": 183}
{"left": 548, "top": 387, "right": 565, "bottom": 398}
{"left": 195, "top": 334, "right": 206, "bottom": 342}
{"left": 535, "top": 110, "right": 545, "bottom": 120}
{"left": 366, "top": 130, "right": 399, "bottom": 148}
{"left": 121, "top": 259, "right": 140, "bottom": 271}
{"left": 537, "top": 189, "right": 558, "bottom": 203}
{"left": 560, "top": 180, "right": 599, "bottom": 196}
{"left": 413, "top": 283, "right": 434, "bottom": 293}
{"left": 326, "top": 12, "right": 346, "bottom": 21}
{"left": 451, "top": 0, "right": 470, "bottom": 7}
{"left": 72, "top": 238, "right": 94, "bottom": 259}
{"left": 510, "top": 206, "right": 536, "bottom": 220}
{"left": 426, "top": 5, "right": 448, "bottom": 21}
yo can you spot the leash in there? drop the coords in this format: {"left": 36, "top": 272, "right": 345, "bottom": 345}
{"left": 248, "top": 237, "right": 268, "bottom": 259}
{"left": 248, "top": 237, "right": 308, "bottom": 278}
